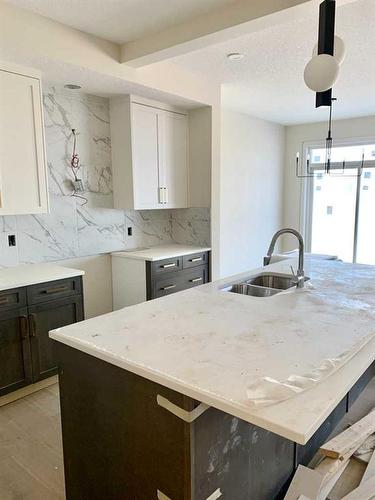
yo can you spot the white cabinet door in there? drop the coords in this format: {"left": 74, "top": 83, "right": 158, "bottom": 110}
{"left": 161, "top": 111, "right": 188, "bottom": 209}
{"left": 111, "top": 97, "right": 189, "bottom": 210}
{"left": 131, "top": 104, "right": 162, "bottom": 209}
{"left": 0, "top": 67, "right": 48, "bottom": 215}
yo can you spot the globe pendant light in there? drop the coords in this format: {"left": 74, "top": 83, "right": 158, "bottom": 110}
{"left": 304, "top": 54, "right": 339, "bottom": 92}
{"left": 297, "top": 1, "right": 363, "bottom": 178}
{"left": 312, "top": 35, "right": 346, "bottom": 64}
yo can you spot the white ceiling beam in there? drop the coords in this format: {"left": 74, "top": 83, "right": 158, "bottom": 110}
{"left": 0, "top": 2, "right": 220, "bottom": 106}
{"left": 121, "top": 0, "right": 359, "bottom": 67}
{"left": 121, "top": 0, "right": 315, "bottom": 67}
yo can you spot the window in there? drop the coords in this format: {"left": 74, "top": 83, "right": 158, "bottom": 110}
{"left": 303, "top": 138, "right": 375, "bottom": 264}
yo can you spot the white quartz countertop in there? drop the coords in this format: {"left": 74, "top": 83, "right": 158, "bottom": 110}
{"left": 111, "top": 244, "right": 211, "bottom": 261}
{"left": 0, "top": 263, "right": 84, "bottom": 291}
{"left": 50, "top": 257, "right": 375, "bottom": 444}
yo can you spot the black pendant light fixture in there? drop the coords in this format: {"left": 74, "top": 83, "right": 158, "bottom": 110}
{"left": 296, "top": 0, "right": 364, "bottom": 178}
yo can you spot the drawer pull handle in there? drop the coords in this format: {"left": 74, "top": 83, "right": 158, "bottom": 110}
{"left": 43, "top": 285, "right": 69, "bottom": 295}
{"left": 190, "top": 257, "right": 203, "bottom": 262}
{"left": 20, "top": 316, "right": 28, "bottom": 340}
{"left": 29, "top": 313, "right": 37, "bottom": 338}
{"left": 161, "top": 263, "right": 176, "bottom": 269}
{"left": 0, "top": 296, "right": 9, "bottom": 305}
{"left": 190, "top": 277, "right": 202, "bottom": 283}
{"left": 161, "top": 285, "right": 176, "bottom": 291}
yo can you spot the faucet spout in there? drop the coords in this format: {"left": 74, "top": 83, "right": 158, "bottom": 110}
{"left": 263, "top": 228, "right": 305, "bottom": 288}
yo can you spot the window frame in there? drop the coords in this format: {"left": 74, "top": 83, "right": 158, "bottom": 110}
{"left": 300, "top": 136, "right": 375, "bottom": 259}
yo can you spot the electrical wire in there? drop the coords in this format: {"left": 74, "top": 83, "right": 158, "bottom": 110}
{"left": 69, "top": 129, "right": 88, "bottom": 205}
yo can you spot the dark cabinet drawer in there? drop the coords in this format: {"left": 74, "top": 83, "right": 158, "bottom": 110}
{"left": 151, "top": 257, "right": 182, "bottom": 276}
{"left": 153, "top": 275, "right": 182, "bottom": 298}
{"left": 182, "top": 252, "right": 209, "bottom": 269}
{"left": 181, "top": 267, "right": 208, "bottom": 290}
{"left": 151, "top": 266, "right": 209, "bottom": 299}
{"left": 27, "top": 277, "right": 82, "bottom": 305}
{"left": 0, "top": 287, "right": 27, "bottom": 310}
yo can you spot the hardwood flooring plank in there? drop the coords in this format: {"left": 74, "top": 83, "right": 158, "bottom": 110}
{"left": 0, "top": 384, "right": 65, "bottom": 499}
{"left": 0, "top": 456, "right": 62, "bottom": 500}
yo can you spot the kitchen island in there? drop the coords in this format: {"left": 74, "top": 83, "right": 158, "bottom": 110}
{"left": 50, "top": 257, "right": 375, "bottom": 500}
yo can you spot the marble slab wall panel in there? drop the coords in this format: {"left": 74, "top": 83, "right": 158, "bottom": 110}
{"left": 16, "top": 195, "right": 79, "bottom": 264}
{"left": 125, "top": 210, "right": 173, "bottom": 249}
{"left": 171, "top": 208, "right": 211, "bottom": 247}
{"left": 0, "top": 216, "right": 19, "bottom": 267}
{"left": 0, "top": 87, "right": 210, "bottom": 268}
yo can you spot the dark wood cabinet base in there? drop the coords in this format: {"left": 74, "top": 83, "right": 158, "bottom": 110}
{"left": 56, "top": 343, "right": 375, "bottom": 500}
{"left": 0, "top": 277, "right": 84, "bottom": 397}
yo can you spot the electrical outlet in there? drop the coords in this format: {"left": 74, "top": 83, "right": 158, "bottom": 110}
{"left": 127, "top": 227, "right": 133, "bottom": 236}
{"left": 8, "top": 234, "right": 16, "bottom": 247}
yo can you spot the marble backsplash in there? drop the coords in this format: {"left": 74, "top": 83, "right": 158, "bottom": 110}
{"left": 0, "top": 88, "right": 210, "bottom": 267}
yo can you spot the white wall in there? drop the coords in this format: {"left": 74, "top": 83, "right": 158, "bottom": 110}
{"left": 220, "top": 110, "right": 285, "bottom": 278}
{"left": 57, "top": 255, "right": 113, "bottom": 319}
{"left": 283, "top": 115, "right": 375, "bottom": 250}
{"left": 188, "top": 107, "right": 211, "bottom": 208}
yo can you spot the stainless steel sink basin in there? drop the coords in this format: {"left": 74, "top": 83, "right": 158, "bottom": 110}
{"left": 224, "top": 273, "right": 310, "bottom": 298}
{"left": 246, "top": 273, "right": 307, "bottom": 290}
{"left": 227, "top": 283, "right": 280, "bottom": 297}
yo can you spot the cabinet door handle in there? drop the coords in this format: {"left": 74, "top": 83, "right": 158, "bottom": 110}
{"left": 190, "top": 257, "right": 202, "bottom": 262}
{"left": 158, "top": 187, "right": 164, "bottom": 204}
{"left": 161, "top": 284, "right": 176, "bottom": 291}
{"left": 0, "top": 296, "right": 9, "bottom": 305}
{"left": 190, "top": 277, "right": 202, "bottom": 283}
{"left": 43, "top": 285, "right": 68, "bottom": 295}
{"left": 29, "top": 313, "right": 37, "bottom": 338}
{"left": 162, "top": 263, "right": 176, "bottom": 269}
{"left": 19, "top": 316, "right": 29, "bottom": 340}
{"left": 163, "top": 187, "right": 168, "bottom": 204}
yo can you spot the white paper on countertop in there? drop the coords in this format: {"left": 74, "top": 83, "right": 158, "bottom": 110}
{"left": 246, "top": 335, "right": 373, "bottom": 407}
{"left": 246, "top": 281, "right": 374, "bottom": 407}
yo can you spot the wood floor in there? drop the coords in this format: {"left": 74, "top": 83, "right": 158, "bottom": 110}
{"left": 0, "top": 378, "right": 374, "bottom": 500}
{"left": 0, "top": 383, "right": 65, "bottom": 500}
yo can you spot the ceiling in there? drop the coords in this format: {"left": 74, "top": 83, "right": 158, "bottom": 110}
{"left": 6, "top": 0, "right": 374, "bottom": 125}
{"left": 171, "top": 0, "right": 375, "bottom": 125}
{"left": 6, "top": 0, "right": 238, "bottom": 44}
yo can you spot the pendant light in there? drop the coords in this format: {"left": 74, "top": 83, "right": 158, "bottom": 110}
{"left": 297, "top": 0, "right": 363, "bottom": 178}
{"left": 304, "top": 54, "right": 339, "bottom": 92}
{"left": 312, "top": 35, "right": 346, "bottom": 64}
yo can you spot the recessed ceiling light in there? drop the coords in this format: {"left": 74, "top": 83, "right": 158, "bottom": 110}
{"left": 227, "top": 52, "right": 245, "bottom": 61}
{"left": 64, "top": 84, "right": 82, "bottom": 90}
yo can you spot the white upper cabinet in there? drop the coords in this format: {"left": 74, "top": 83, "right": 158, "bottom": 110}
{"left": 0, "top": 62, "right": 49, "bottom": 215}
{"left": 131, "top": 104, "right": 161, "bottom": 209}
{"left": 160, "top": 111, "right": 188, "bottom": 209}
{"left": 110, "top": 96, "right": 188, "bottom": 210}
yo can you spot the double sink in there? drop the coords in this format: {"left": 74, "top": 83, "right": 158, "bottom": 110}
{"left": 224, "top": 273, "right": 310, "bottom": 298}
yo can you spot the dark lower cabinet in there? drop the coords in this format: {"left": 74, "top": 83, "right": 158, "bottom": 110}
{"left": 0, "top": 307, "right": 33, "bottom": 395}
{"left": 146, "top": 251, "right": 210, "bottom": 300}
{"left": 56, "top": 344, "right": 375, "bottom": 500}
{"left": 29, "top": 296, "right": 84, "bottom": 383}
{"left": 0, "top": 277, "right": 84, "bottom": 397}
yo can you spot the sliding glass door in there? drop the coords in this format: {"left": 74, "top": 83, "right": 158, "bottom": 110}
{"left": 310, "top": 170, "right": 357, "bottom": 262}
{"left": 305, "top": 140, "right": 375, "bottom": 264}
{"left": 357, "top": 168, "right": 375, "bottom": 265}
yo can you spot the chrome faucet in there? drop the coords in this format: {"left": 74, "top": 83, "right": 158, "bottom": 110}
{"left": 263, "top": 228, "right": 305, "bottom": 288}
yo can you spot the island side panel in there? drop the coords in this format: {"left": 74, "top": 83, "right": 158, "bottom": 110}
{"left": 56, "top": 343, "right": 193, "bottom": 500}
{"left": 192, "top": 408, "right": 295, "bottom": 500}
{"left": 56, "top": 341, "right": 375, "bottom": 500}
